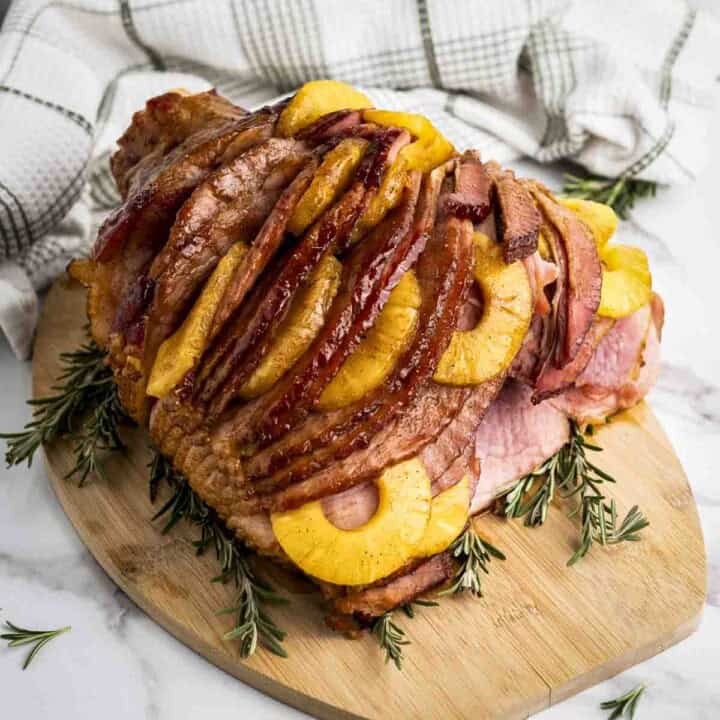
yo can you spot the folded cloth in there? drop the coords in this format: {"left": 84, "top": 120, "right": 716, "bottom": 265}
{"left": 0, "top": 0, "right": 718, "bottom": 358}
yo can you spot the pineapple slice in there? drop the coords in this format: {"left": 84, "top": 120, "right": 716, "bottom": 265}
{"left": 287, "top": 139, "right": 368, "bottom": 236}
{"left": 317, "top": 270, "right": 421, "bottom": 410}
{"left": 559, "top": 198, "right": 618, "bottom": 250}
{"left": 348, "top": 155, "right": 408, "bottom": 245}
{"left": 434, "top": 233, "right": 532, "bottom": 385}
{"left": 277, "top": 80, "right": 372, "bottom": 138}
{"left": 239, "top": 254, "right": 342, "bottom": 398}
{"left": 147, "top": 242, "right": 247, "bottom": 398}
{"left": 598, "top": 244, "right": 652, "bottom": 318}
{"left": 363, "top": 109, "right": 454, "bottom": 172}
{"left": 413, "top": 475, "right": 470, "bottom": 558}
{"left": 271, "top": 458, "right": 432, "bottom": 586}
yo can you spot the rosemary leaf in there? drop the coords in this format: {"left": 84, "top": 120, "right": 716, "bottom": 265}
{"left": 0, "top": 336, "right": 129, "bottom": 483}
{"left": 562, "top": 173, "right": 657, "bottom": 220}
{"left": 600, "top": 683, "right": 646, "bottom": 719}
{"left": 1, "top": 621, "right": 71, "bottom": 670}
{"left": 371, "top": 612, "right": 409, "bottom": 670}
{"left": 439, "top": 525, "right": 505, "bottom": 598}
{"left": 149, "top": 450, "right": 288, "bottom": 658}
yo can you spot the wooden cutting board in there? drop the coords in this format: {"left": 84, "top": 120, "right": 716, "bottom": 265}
{"left": 33, "top": 278, "right": 706, "bottom": 720}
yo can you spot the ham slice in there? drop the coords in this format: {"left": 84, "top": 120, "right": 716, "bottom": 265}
{"left": 247, "top": 168, "right": 421, "bottom": 445}
{"left": 486, "top": 163, "right": 540, "bottom": 262}
{"left": 472, "top": 382, "right": 569, "bottom": 514}
{"left": 332, "top": 552, "right": 454, "bottom": 619}
{"left": 552, "top": 301, "right": 661, "bottom": 424}
{"left": 530, "top": 187, "right": 602, "bottom": 365}
{"left": 443, "top": 151, "right": 492, "bottom": 222}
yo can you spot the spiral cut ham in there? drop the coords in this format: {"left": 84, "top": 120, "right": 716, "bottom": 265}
{"left": 79, "top": 88, "right": 662, "bottom": 621}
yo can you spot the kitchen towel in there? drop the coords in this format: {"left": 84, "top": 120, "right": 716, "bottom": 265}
{"left": 0, "top": 0, "right": 718, "bottom": 358}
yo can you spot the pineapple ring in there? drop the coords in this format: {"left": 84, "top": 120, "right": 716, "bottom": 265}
{"left": 317, "top": 270, "right": 421, "bottom": 410}
{"left": 598, "top": 244, "right": 652, "bottom": 318}
{"left": 363, "top": 109, "right": 454, "bottom": 173}
{"left": 271, "top": 458, "right": 432, "bottom": 586}
{"left": 413, "top": 475, "right": 470, "bottom": 558}
{"left": 147, "top": 242, "right": 247, "bottom": 399}
{"left": 434, "top": 233, "right": 533, "bottom": 386}
{"left": 239, "top": 254, "right": 342, "bottom": 398}
{"left": 559, "top": 198, "right": 618, "bottom": 250}
{"left": 287, "top": 138, "right": 368, "bottom": 236}
{"left": 277, "top": 80, "right": 372, "bottom": 138}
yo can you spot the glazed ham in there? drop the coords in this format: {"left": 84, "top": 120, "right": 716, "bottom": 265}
{"left": 76, "top": 88, "right": 663, "bottom": 623}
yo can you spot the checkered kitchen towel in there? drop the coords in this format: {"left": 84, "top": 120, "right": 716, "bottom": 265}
{"left": 0, "top": 0, "right": 718, "bottom": 358}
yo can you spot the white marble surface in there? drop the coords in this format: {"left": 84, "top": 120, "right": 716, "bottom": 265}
{"left": 2, "top": 82, "right": 720, "bottom": 720}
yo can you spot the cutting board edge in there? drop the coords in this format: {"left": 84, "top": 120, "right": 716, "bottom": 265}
{"left": 31, "top": 277, "right": 708, "bottom": 720}
{"left": 41, "top": 448, "right": 365, "bottom": 720}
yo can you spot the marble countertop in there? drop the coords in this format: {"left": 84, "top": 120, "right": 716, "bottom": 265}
{"left": 2, "top": 106, "right": 719, "bottom": 720}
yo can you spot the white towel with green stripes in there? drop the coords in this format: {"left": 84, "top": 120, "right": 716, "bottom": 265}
{"left": 0, "top": 0, "right": 718, "bottom": 357}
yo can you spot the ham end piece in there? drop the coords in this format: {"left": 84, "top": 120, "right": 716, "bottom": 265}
{"left": 472, "top": 381, "right": 570, "bottom": 514}
{"left": 332, "top": 552, "right": 454, "bottom": 620}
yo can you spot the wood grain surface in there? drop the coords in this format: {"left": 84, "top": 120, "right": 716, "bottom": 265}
{"left": 34, "top": 277, "right": 707, "bottom": 720}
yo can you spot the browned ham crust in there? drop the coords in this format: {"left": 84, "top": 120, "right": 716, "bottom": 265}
{"left": 486, "top": 162, "right": 540, "bottom": 262}
{"left": 332, "top": 553, "right": 454, "bottom": 620}
{"left": 142, "top": 138, "right": 316, "bottom": 370}
{"left": 111, "top": 89, "right": 248, "bottom": 200}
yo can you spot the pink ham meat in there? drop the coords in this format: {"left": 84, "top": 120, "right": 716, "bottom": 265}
{"left": 523, "top": 251, "right": 558, "bottom": 317}
{"left": 532, "top": 315, "right": 614, "bottom": 403}
{"left": 472, "top": 382, "right": 569, "bottom": 514}
{"left": 552, "top": 298, "right": 662, "bottom": 424}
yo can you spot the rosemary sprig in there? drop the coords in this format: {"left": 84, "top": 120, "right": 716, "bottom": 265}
{"left": 0, "top": 337, "right": 128, "bottom": 483}
{"left": 504, "top": 450, "right": 564, "bottom": 527}
{"left": 149, "top": 451, "right": 288, "bottom": 658}
{"left": 439, "top": 525, "right": 505, "bottom": 598}
{"left": 372, "top": 612, "right": 409, "bottom": 670}
{"left": 568, "top": 498, "right": 649, "bottom": 567}
{"left": 600, "top": 683, "right": 646, "bottom": 719}
{"left": 1, "top": 621, "right": 71, "bottom": 670}
{"left": 562, "top": 173, "right": 657, "bottom": 220}
{"left": 66, "top": 384, "right": 126, "bottom": 486}
{"left": 504, "top": 422, "right": 649, "bottom": 564}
